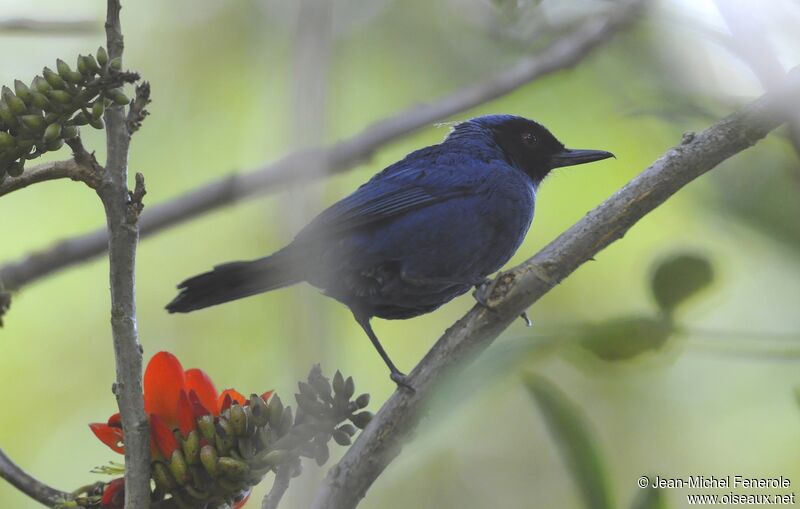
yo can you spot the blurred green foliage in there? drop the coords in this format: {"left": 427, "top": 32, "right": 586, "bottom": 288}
{"left": 1, "top": 0, "right": 800, "bottom": 508}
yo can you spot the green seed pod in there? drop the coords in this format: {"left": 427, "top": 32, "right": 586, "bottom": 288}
{"left": 62, "top": 125, "right": 79, "bottom": 139}
{"left": 45, "top": 138, "right": 64, "bottom": 151}
{"left": 92, "top": 100, "right": 105, "bottom": 120}
{"left": 89, "top": 117, "right": 104, "bottom": 130}
{"left": 30, "top": 92, "right": 50, "bottom": 110}
{"left": 83, "top": 54, "right": 100, "bottom": 74}
{"left": 66, "top": 71, "right": 83, "bottom": 84}
{"left": 332, "top": 429, "right": 351, "bottom": 446}
{"left": 0, "top": 132, "right": 15, "bottom": 150}
{"left": 199, "top": 444, "right": 218, "bottom": 477}
{"left": 96, "top": 46, "right": 109, "bottom": 66}
{"left": 349, "top": 411, "right": 372, "bottom": 429}
{"left": 110, "top": 90, "right": 129, "bottom": 106}
{"left": 13, "top": 80, "right": 32, "bottom": 103}
{"left": 181, "top": 430, "right": 200, "bottom": 465}
{"left": 20, "top": 115, "right": 45, "bottom": 132}
{"left": 43, "top": 123, "right": 61, "bottom": 142}
{"left": 168, "top": 450, "right": 190, "bottom": 485}
{"left": 230, "top": 403, "right": 248, "bottom": 437}
{"left": 6, "top": 95, "right": 27, "bottom": 116}
{"left": 56, "top": 59, "right": 72, "bottom": 79}
{"left": 31, "top": 76, "right": 51, "bottom": 94}
{"left": 109, "top": 57, "right": 122, "bottom": 71}
{"left": 151, "top": 461, "right": 177, "bottom": 492}
{"left": 76, "top": 55, "right": 89, "bottom": 75}
{"left": 0, "top": 103, "right": 18, "bottom": 128}
{"left": 268, "top": 395, "right": 284, "bottom": 429}
{"left": 47, "top": 90, "right": 72, "bottom": 105}
{"left": 42, "top": 67, "right": 66, "bottom": 90}
{"left": 7, "top": 160, "right": 24, "bottom": 177}
{"left": 70, "top": 111, "right": 89, "bottom": 126}
{"left": 197, "top": 415, "right": 216, "bottom": 442}
{"left": 355, "top": 393, "right": 370, "bottom": 409}
{"left": 250, "top": 393, "right": 269, "bottom": 427}
{"left": 217, "top": 457, "right": 248, "bottom": 480}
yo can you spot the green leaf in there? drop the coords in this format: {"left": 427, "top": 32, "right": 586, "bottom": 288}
{"left": 650, "top": 254, "right": 713, "bottom": 314}
{"left": 524, "top": 374, "right": 614, "bottom": 509}
{"left": 630, "top": 486, "right": 668, "bottom": 509}
{"left": 578, "top": 316, "right": 673, "bottom": 362}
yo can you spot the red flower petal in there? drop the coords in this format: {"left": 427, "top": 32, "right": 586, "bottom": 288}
{"left": 107, "top": 413, "right": 122, "bottom": 427}
{"left": 177, "top": 390, "right": 195, "bottom": 437}
{"left": 188, "top": 389, "right": 212, "bottom": 418}
{"left": 185, "top": 368, "right": 219, "bottom": 414}
{"left": 150, "top": 413, "right": 179, "bottom": 458}
{"left": 144, "top": 352, "right": 187, "bottom": 427}
{"left": 233, "top": 489, "right": 252, "bottom": 509}
{"left": 101, "top": 478, "right": 125, "bottom": 509}
{"left": 90, "top": 423, "right": 125, "bottom": 454}
{"left": 261, "top": 390, "right": 273, "bottom": 402}
{"left": 219, "top": 389, "right": 247, "bottom": 410}
{"left": 220, "top": 393, "right": 233, "bottom": 413}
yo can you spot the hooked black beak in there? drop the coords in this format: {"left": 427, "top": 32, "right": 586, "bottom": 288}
{"left": 550, "top": 148, "right": 614, "bottom": 169}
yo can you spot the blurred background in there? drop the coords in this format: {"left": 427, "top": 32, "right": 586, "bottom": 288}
{"left": 1, "top": 0, "right": 799, "bottom": 507}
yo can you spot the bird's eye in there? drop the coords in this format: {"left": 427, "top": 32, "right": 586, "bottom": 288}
{"left": 521, "top": 132, "right": 537, "bottom": 146}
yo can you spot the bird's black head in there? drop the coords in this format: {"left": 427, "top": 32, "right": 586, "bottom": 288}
{"left": 471, "top": 115, "right": 614, "bottom": 184}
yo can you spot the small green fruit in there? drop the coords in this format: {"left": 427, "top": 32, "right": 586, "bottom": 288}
{"left": 43, "top": 123, "right": 61, "bottom": 142}
{"left": 97, "top": 46, "right": 109, "bottom": 66}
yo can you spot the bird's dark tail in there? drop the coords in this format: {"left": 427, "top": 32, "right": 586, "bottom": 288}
{"left": 166, "top": 249, "right": 302, "bottom": 313}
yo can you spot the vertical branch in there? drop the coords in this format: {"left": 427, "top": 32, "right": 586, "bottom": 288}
{"left": 101, "top": 1, "right": 150, "bottom": 508}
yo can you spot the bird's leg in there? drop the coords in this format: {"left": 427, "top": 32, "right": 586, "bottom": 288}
{"left": 473, "top": 277, "right": 532, "bottom": 327}
{"left": 352, "top": 311, "right": 415, "bottom": 392}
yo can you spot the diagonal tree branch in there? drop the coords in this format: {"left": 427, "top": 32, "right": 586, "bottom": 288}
{"left": 0, "top": 0, "right": 646, "bottom": 293}
{"left": 309, "top": 71, "right": 800, "bottom": 509}
{"left": 0, "top": 18, "right": 99, "bottom": 35}
{"left": 0, "top": 448, "right": 71, "bottom": 508}
{"left": 99, "top": 1, "right": 150, "bottom": 508}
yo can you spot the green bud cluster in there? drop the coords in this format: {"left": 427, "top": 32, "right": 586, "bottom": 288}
{"left": 0, "top": 47, "right": 134, "bottom": 183}
{"left": 66, "top": 366, "right": 372, "bottom": 509}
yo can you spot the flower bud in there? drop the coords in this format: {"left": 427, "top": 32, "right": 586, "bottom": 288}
{"left": 0, "top": 104, "right": 17, "bottom": 128}
{"left": 0, "top": 132, "right": 14, "bottom": 149}
{"left": 92, "top": 101, "right": 105, "bottom": 120}
{"left": 217, "top": 457, "right": 248, "bottom": 480}
{"left": 20, "top": 115, "right": 45, "bottom": 132}
{"left": 268, "top": 395, "right": 284, "bottom": 429}
{"left": 13, "top": 80, "right": 32, "bottom": 103}
{"left": 47, "top": 90, "right": 72, "bottom": 105}
{"left": 109, "top": 90, "right": 129, "bottom": 106}
{"left": 43, "top": 123, "right": 61, "bottom": 142}
{"left": 168, "top": 450, "right": 190, "bottom": 485}
{"left": 62, "top": 125, "right": 79, "bottom": 139}
{"left": 6, "top": 95, "right": 27, "bottom": 116}
{"left": 42, "top": 67, "right": 66, "bottom": 90}
{"left": 97, "top": 46, "right": 109, "bottom": 66}
{"left": 89, "top": 117, "right": 105, "bottom": 130}
{"left": 70, "top": 112, "right": 89, "bottom": 126}
{"left": 249, "top": 394, "right": 269, "bottom": 427}
{"left": 30, "top": 92, "right": 50, "bottom": 110}
{"left": 7, "top": 160, "right": 24, "bottom": 177}
{"left": 109, "top": 57, "right": 122, "bottom": 71}
{"left": 31, "top": 76, "right": 51, "bottom": 94}
{"left": 181, "top": 429, "right": 200, "bottom": 465}
{"left": 199, "top": 444, "right": 218, "bottom": 477}
{"left": 197, "top": 415, "right": 216, "bottom": 443}
{"left": 349, "top": 411, "right": 372, "bottom": 429}
{"left": 332, "top": 429, "right": 351, "bottom": 446}
{"left": 230, "top": 403, "right": 247, "bottom": 437}
{"left": 151, "top": 461, "right": 177, "bottom": 492}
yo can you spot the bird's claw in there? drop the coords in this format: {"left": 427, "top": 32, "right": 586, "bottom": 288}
{"left": 472, "top": 278, "right": 495, "bottom": 310}
{"left": 390, "top": 371, "right": 416, "bottom": 393}
{"left": 519, "top": 310, "right": 532, "bottom": 327}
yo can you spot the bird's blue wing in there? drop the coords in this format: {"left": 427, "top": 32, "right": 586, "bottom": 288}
{"left": 295, "top": 147, "right": 480, "bottom": 240}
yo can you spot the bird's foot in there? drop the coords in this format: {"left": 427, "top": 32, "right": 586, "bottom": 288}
{"left": 475, "top": 279, "right": 532, "bottom": 327}
{"left": 472, "top": 278, "right": 495, "bottom": 310}
{"left": 390, "top": 371, "right": 416, "bottom": 393}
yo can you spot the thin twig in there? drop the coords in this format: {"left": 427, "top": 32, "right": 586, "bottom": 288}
{"left": 309, "top": 71, "right": 800, "bottom": 509}
{"left": 261, "top": 466, "right": 293, "bottom": 509}
{"left": 0, "top": 18, "right": 99, "bottom": 35}
{"left": 100, "top": 1, "right": 150, "bottom": 508}
{"left": 0, "top": 448, "right": 72, "bottom": 507}
{"left": 0, "top": 0, "right": 645, "bottom": 293}
{"left": 0, "top": 158, "right": 100, "bottom": 198}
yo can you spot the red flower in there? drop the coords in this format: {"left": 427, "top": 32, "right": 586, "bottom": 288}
{"left": 89, "top": 352, "right": 271, "bottom": 453}
{"left": 101, "top": 478, "right": 125, "bottom": 509}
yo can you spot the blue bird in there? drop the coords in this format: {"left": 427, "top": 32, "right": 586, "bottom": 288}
{"left": 167, "top": 115, "right": 613, "bottom": 388}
